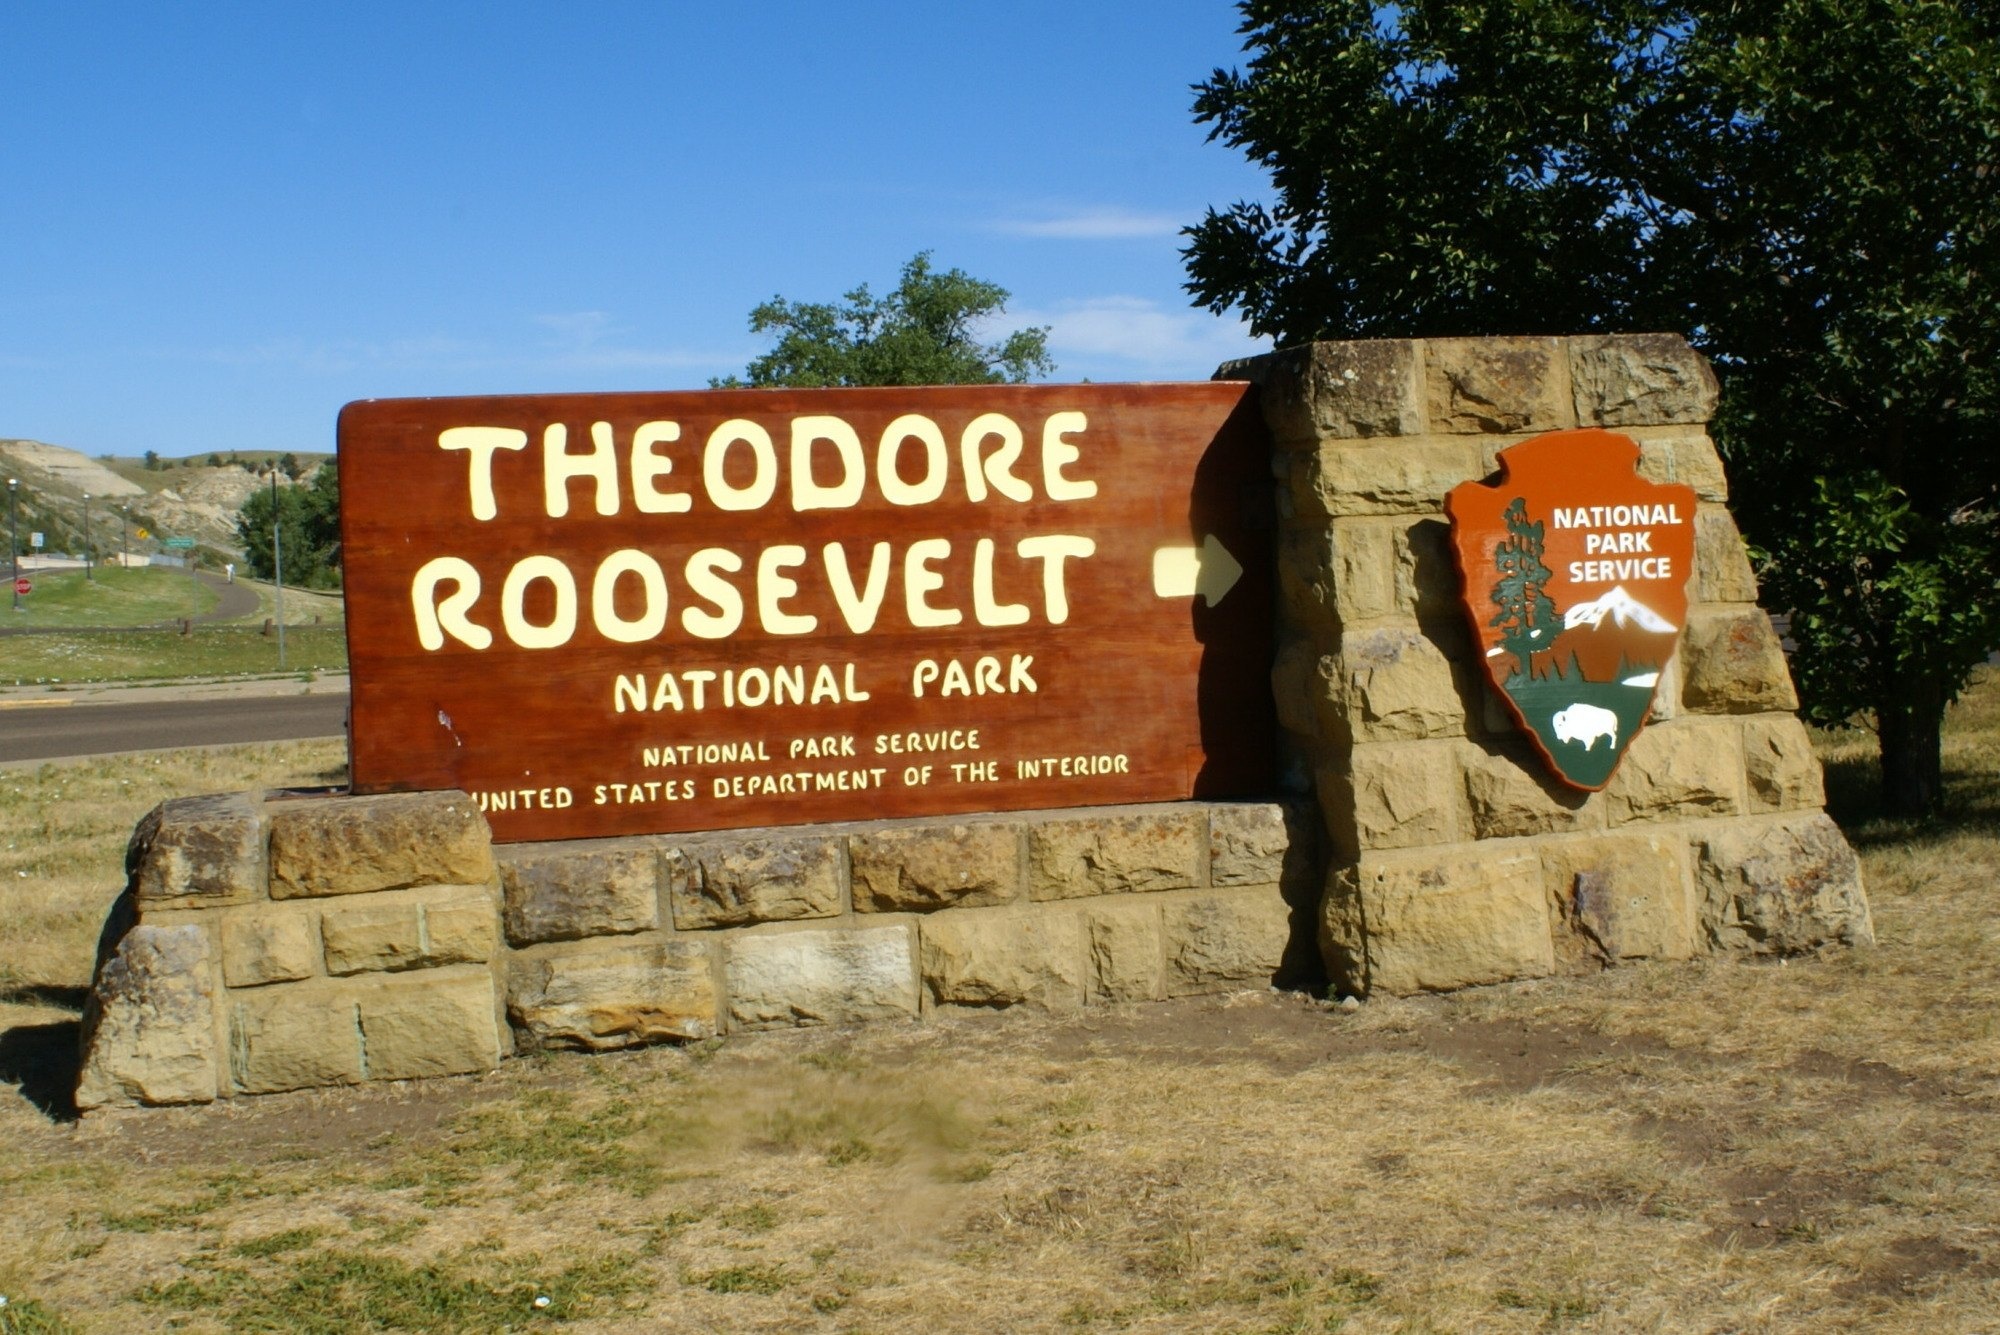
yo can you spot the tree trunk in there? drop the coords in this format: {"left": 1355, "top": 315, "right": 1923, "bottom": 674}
{"left": 1877, "top": 675, "right": 1947, "bottom": 818}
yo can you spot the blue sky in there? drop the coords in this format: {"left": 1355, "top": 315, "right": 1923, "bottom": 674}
{"left": 0, "top": 2, "right": 1274, "bottom": 458}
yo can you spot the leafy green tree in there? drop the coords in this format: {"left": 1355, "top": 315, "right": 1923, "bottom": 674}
{"left": 1184, "top": 0, "right": 2000, "bottom": 815}
{"left": 236, "top": 464, "right": 341, "bottom": 589}
{"left": 714, "top": 252, "right": 1053, "bottom": 388}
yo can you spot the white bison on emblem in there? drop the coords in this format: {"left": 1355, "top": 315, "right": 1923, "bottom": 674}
{"left": 1551, "top": 703, "right": 1619, "bottom": 751}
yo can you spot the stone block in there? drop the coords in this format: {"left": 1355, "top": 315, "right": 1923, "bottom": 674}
{"left": 667, "top": 834, "right": 842, "bottom": 928}
{"left": 1318, "top": 627, "right": 1466, "bottom": 746}
{"left": 1471, "top": 675, "right": 1519, "bottom": 740}
{"left": 1163, "top": 887, "right": 1295, "bottom": 994}
{"left": 1328, "top": 520, "right": 1398, "bottom": 622}
{"left": 1694, "top": 506, "right": 1760, "bottom": 605}
{"left": 319, "top": 886, "right": 496, "bottom": 975}
{"left": 1742, "top": 716, "right": 1826, "bottom": 814}
{"left": 1634, "top": 430, "right": 1729, "bottom": 502}
{"left": 1460, "top": 740, "right": 1600, "bottom": 840}
{"left": 1394, "top": 517, "right": 1460, "bottom": 624}
{"left": 128, "top": 792, "right": 265, "bottom": 908}
{"left": 1209, "top": 802, "right": 1313, "bottom": 889}
{"left": 1277, "top": 526, "right": 1338, "bottom": 634}
{"left": 1540, "top": 832, "right": 1695, "bottom": 965}
{"left": 1679, "top": 609, "right": 1799, "bottom": 715}
{"left": 851, "top": 821, "right": 1020, "bottom": 912}
{"left": 1086, "top": 900, "right": 1164, "bottom": 1002}
{"left": 499, "top": 840, "right": 658, "bottom": 945}
{"left": 422, "top": 892, "right": 499, "bottom": 966}
{"left": 1605, "top": 721, "right": 1742, "bottom": 825}
{"left": 1568, "top": 334, "right": 1719, "bottom": 427}
{"left": 1218, "top": 340, "right": 1423, "bottom": 441}
{"left": 509, "top": 938, "right": 716, "bottom": 1049}
{"left": 1028, "top": 809, "right": 1202, "bottom": 900}
{"left": 268, "top": 792, "right": 492, "bottom": 899}
{"left": 1324, "top": 845, "right": 1554, "bottom": 996}
{"left": 1301, "top": 438, "right": 1481, "bottom": 517}
{"left": 1271, "top": 637, "right": 1323, "bottom": 743}
{"left": 1423, "top": 337, "right": 1574, "bottom": 434}
{"left": 358, "top": 968, "right": 504, "bottom": 1081}
{"left": 230, "top": 984, "right": 364, "bottom": 1095}
{"left": 1694, "top": 813, "right": 1873, "bottom": 953}
{"left": 921, "top": 911, "right": 1086, "bottom": 1011}
{"left": 1275, "top": 732, "right": 1316, "bottom": 799}
{"left": 1645, "top": 655, "right": 1684, "bottom": 723}
{"left": 76, "top": 918, "right": 220, "bottom": 1109}
{"left": 725, "top": 925, "right": 919, "bottom": 1028}
{"left": 321, "top": 900, "right": 422, "bottom": 975}
{"left": 1328, "top": 740, "right": 1466, "bottom": 858}
{"left": 219, "top": 904, "right": 317, "bottom": 987}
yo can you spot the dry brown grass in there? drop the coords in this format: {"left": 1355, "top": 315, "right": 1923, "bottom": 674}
{"left": 2, "top": 675, "right": 1997, "bottom": 1332}
{"left": 0, "top": 741, "right": 347, "bottom": 998}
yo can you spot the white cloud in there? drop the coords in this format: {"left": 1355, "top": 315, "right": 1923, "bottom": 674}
{"left": 1012, "top": 296, "right": 1270, "bottom": 378}
{"left": 532, "top": 311, "right": 744, "bottom": 373}
{"left": 993, "top": 208, "right": 1183, "bottom": 240}
{"left": 534, "top": 310, "right": 616, "bottom": 347}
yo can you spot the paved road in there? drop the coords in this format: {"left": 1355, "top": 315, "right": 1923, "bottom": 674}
{"left": 0, "top": 692, "right": 348, "bottom": 764}
{"left": 202, "top": 571, "right": 263, "bottom": 621}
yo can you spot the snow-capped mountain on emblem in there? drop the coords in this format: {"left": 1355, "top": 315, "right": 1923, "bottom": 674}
{"left": 1562, "top": 585, "right": 1676, "bottom": 634}
{"left": 1446, "top": 429, "right": 1698, "bottom": 791}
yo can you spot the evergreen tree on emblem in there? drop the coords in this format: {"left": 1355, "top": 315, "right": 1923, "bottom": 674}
{"left": 1490, "top": 497, "right": 1558, "bottom": 678}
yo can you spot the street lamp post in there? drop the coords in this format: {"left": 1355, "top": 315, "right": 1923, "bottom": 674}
{"left": 120, "top": 505, "right": 130, "bottom": 569}
{"left": 268, "top": 468, "right": 286, "bottom": 671}
{"left": 82, "top": 492, "right": 92, "bottom": 582}
{"left": 7, "top": 477, "right": 18, "bottom": 612}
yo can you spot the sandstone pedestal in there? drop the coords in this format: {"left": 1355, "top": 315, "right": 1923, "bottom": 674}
{"left": 77, "top": 796, "right": 1316, "bottom": 1109}
{"left": 1223, "top": 335, "right": 1871, "bottom": 996}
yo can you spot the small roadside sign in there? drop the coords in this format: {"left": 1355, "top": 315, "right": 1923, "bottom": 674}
{"left": 29, "top": 532, "right": 43, "bottom": 549}
{"left": 136, "top": 527, "right": 150, "bottom": 540}
{"left": 163, "top": 536, "right": 195, "bottom": 550}
{"left": 12, "top": 578, "right": 29, "bottom": 595}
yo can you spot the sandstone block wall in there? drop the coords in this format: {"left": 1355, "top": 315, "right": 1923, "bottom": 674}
{"left": 1220, "top": 334, "right": 1873, "bottom": 996}
{"left": 77, "top": 793, "right": 1316, "bottom": 1109}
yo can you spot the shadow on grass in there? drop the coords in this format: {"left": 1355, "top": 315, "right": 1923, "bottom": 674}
{"left": 1822, "top": 736, "right": 2000, "bottom": 851}
{"left": 0, "top": 1019, "right": 82, "bottom": 1122}
{"left": 1, "top": 984, "right": 91, "bottom": 1010}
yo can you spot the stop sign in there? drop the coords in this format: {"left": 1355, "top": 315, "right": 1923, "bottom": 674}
{"left": 13, "top": 578, "right": 29, "bottom": 595}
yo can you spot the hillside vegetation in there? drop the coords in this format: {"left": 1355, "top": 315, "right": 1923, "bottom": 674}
{"left": 0, "top": 438, "right": 331, "bottom": 568}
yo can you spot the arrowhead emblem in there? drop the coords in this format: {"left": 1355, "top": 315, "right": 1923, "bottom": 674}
{"left": 1446, "top": 428, "right": 1697, "bottom": 791}
{"left": 1152, "top": 535, "right": 1243, "bottom": 607}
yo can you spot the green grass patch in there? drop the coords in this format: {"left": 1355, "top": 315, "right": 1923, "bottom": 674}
{"left": 1, "top": 625, "right": 347, "bottom": 684}
{"left": 0, "top": 1297, "right": 78, "bottom": 1335}
{"left": 378, "top": 1089, "right": 662, "bottom": 1201}
{"left": 100, "top": 1174, "right": 251, "bottom": 1233}
{"left": 231, "top": 1227, "right": 324, "bottom": 1258}
{"left": 3, "top": 566, "right": 219, "bottom": 627}
{"left": 141, "top": 1246, "right": 645, "bottom": 1332}
{"left": 686, "top": 1264, "right": 791, "bottom": 1296}
{"left": 722, "top": 1201, "right": 780, "bottom": 1233}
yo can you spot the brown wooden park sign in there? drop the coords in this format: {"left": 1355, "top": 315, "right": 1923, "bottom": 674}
{"left": 339, "top": 384, "right": 1276, "bottom": 842}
